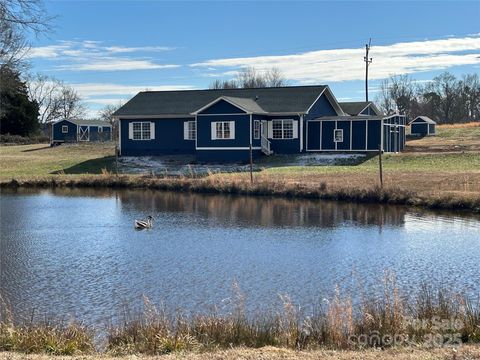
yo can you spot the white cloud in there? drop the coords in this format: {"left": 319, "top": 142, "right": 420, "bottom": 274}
{"left": 105, "top": 46, "right": 175, "bottom": 53}
{"left": 83, "top": 98, "right": 127, "bottom": 106}
{"left": 27, "top": 40, "right": 178, "bottom": 72}
{"left": 56, "top": 60, "right": 179, "bottom": 72}
{"left": 192, "top": 35, "right": 480, "bottom": 83}
{"left": 28, "top": 44, "right": 71, "bottom": 58}
{"left": 70, "top": 83, "right": 195, "bottom": 101}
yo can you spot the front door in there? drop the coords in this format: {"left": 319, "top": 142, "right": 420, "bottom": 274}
{"left": 78, "top": 126, "right": 89, "bottom": 141}
{"left": 261, "top": 120, "right": 268, "bottom": 138}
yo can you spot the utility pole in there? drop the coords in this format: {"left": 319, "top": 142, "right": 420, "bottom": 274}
{"left": 364, "top": 38, "right": 373, "bottom": 102}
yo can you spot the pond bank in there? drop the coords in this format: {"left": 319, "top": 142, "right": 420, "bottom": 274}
{"left": 1, "top": 174, "right": 479, "bottom": 213}
{"left": 1, "top": 345, "right": 480, "bottom": 360}
{"left": 1, "top": 281, "right": 479, "bottom": 357}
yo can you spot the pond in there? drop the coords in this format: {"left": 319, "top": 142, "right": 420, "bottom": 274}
{"left": 1, "top": 188, "right": 479, "bottom": 325}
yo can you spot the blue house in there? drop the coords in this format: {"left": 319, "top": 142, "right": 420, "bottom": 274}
{"left": 409, "top": 116, "right": 436, "bottom": 136}
{"left": 51, "top": 119, "right": 112, "bottom": 144}
{"left": 113, "top": 86, "right": 406, "bottom": 162}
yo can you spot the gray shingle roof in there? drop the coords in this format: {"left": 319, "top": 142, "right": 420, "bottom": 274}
{"left": 68, "top": 119, "right": 112, "bottom": 127}
{"left": 113, "top": 85, "right": 329, "bottom": 117}
{"left": 220, "top": 96, "right": 267, "bottom": 114}
{"left": 410, "top": 116, "right": 436, "bottom": 124}
{"left": 340, "top": 101, "right": 381, "bottom": 116}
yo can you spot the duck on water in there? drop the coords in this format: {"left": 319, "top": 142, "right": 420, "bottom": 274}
{"left": 135, "top": 216, "right": 154, "bottom": 230}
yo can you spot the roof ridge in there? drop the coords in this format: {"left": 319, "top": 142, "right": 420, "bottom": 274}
{"left": 141, "top": 85, "right": 327, "bottom": 93}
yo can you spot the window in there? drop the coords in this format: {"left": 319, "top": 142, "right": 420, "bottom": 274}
{"left": 214, "top": 121, "right": 234, "bottom": 139}
{"left": 184, "top": 121, "right": 196, "bottom": 140}
{"left": 272, "top": 120, "right": 293, "bottom": 139}
{"left": 253, "top": 120, "right": 260, "bottom": 139}
{"left": 62, "top": 125, "right": 68, "bottom": 133}
{"left": 98, "top": 126, "right": 103, "bottom": 133}
{"left": 132, "top": 122, "right": 151, "bottom": 140}
{"left": 334, "top": 129, "right": 343, "bottom": 142}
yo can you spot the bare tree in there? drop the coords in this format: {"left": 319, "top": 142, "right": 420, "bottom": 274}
{"left": 0, "top": 0, "right": 53, "bottom": 69}
{"left": 0, "top": 16, "right": 29, "bottom": 70}
{"left": 99, "top": 102, "right": 124, "bottom": 124}
{"left": 209, "top": 67, "right": 287, "bottom": 89}
{"left": 377, "top": 71, "right": 480, "bottom": 124}
{"left": 375, "top": 75, "right": 417, "bottom": 118}
{"left": 209, "top": 78, "right": 238, "bottom": 89}
{"left": 98, "top": 102, "right": 124, "bottom": 141}
{"left": 27, "top": 73, "right": 62, "bottom": 123}
{"left": 56, "top": 85, "right": 86, "bottom": 119}
{"left": 377, "top": 78, "right": 396, "bottom": 115}
{"left": 1, "top": 0, "right": 52, "bottom": 33}
{"left": 27, "top": 74, "right": 87, "bottom": 123}
{"left": 264, "top": 67, "right": 287, "bottom": 87}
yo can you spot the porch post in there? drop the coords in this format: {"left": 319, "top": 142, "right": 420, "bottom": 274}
{"left": 299, "top": 114, "right": 304, "bottom": 152}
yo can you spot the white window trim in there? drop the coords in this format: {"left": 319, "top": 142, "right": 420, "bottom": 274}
{"left": 334, "top": 128, "right": 343, "bottom": 143}
{"left": 130, "top": 121, "right": 154, "bottom": 141}
{"left": 62, "top": 125, "right": 68, "bottom": 133}
{"left": 184, "top": 120, "right": 196, "bottom": 140}
{"left": 212, "top": 121, "right": 235, "bottom": 140}
{"left": 253, "top": 120, "right": 260, "bottom": 139}
{"left": 271, "top": 119, "right": 294, "bottom": 139}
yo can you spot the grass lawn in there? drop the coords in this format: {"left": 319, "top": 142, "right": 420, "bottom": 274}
{"left": 406, "top": 121, "right": 480, "bottom": 152}
{"left": 0, "top": 143, "right": 115, "bottom": 179}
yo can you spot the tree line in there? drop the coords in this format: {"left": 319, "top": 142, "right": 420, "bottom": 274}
{"left": 209, "top": 67, "right": 287, "bottom": 89}
{"left": 377, "top": 72, "right": 480, "bottom": 123}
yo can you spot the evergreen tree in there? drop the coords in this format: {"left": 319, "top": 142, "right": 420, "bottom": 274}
{"left": 0, "top": 65, "right": 39, "bottom": 136}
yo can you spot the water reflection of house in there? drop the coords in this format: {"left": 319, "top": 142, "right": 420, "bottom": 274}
{"left": 118, "top": 191, "right": 407, "bottom": 228}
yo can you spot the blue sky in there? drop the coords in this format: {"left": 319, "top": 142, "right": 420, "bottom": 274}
{"left": 28, "top": 1, "right": 480, "bottom": 117}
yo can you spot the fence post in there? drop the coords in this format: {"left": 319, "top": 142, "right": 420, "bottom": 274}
{"left": 378, "top": 144, "right": 383, "bottom": 188}
{"left": 249, "top": 143, "right": 253, "bottom": 183}
{"left": 115, "top": 145, "right": 119, "bottom": 177}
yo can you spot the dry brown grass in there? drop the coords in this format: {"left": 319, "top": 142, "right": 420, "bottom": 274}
{"left": 438, "top": 122, "right": 480, "bottom": 129}
{"left": 406, "top": 122, "right": 480, "bottom": 152}
{"left": 104, "top": 279, "right": 480, "bottom": 356}
{"left": 1, "top": 280, "right": 479, "bottom": 357}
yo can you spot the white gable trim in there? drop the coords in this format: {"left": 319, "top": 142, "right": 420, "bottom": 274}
{"left": 306, "top": 88, "right": 326, "bottom": 114}
{"left": 191, "top": 96, "right": 251, "bottom": 115}
{"left": 358, "top": 104, "right": 371, "bottom": 116}
{"left": 305, "top": 86, "right": 345, "bottom": 117}
{"left": 357, "top": 102, "right": 381, "bottom": 116}
{"left": 52, "top": 118, "right": 76, "bottom": 126}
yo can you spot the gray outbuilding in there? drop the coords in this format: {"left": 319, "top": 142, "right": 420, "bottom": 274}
{"left": 409, "top": 116, "right": 436, "bottom": 136}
